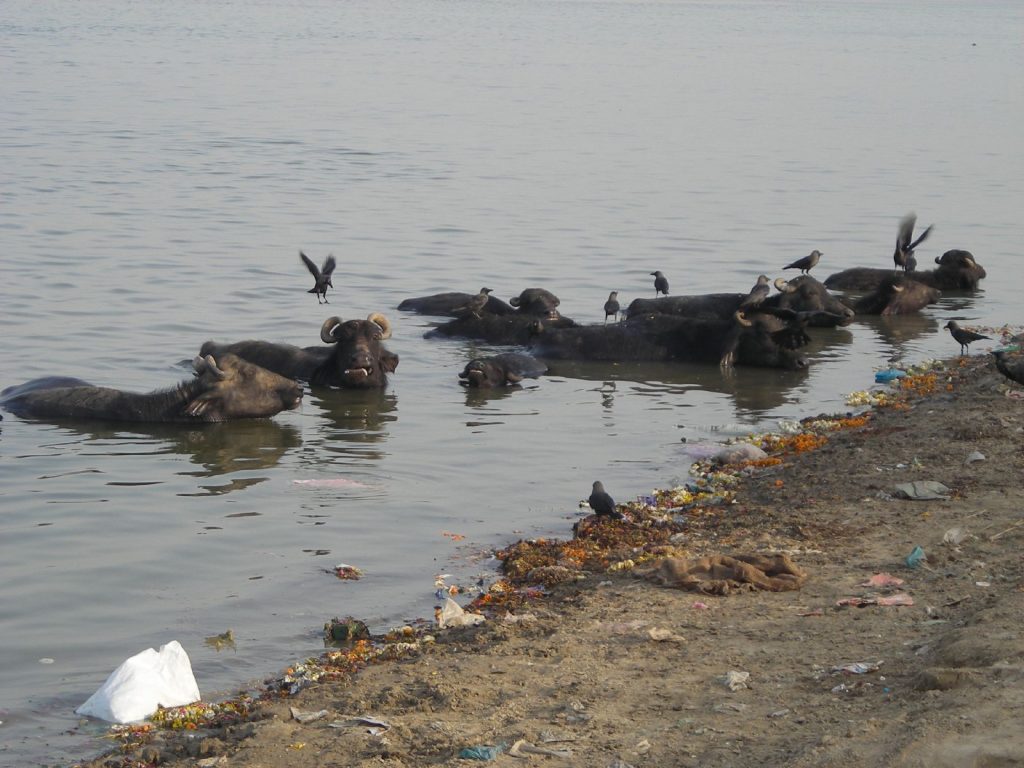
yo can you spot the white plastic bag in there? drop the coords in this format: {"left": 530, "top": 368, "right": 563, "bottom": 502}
{"left": 437, "top": 597, "right": 485, "bottom": 628}
{"left": 76, "top": 640, "right": 201, "bottom": 723}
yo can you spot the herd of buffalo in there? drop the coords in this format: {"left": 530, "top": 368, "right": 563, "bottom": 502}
{"left": 0, "top": 225, "right": 1004, "bottom": 424}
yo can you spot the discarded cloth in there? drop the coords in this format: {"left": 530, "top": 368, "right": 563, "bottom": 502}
{"left": 640, "top": 553, "right": 807, "bottom": 595}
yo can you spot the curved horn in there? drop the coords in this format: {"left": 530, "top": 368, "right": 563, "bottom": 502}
{"left": 199, "top": 354, "right": 227, "bottom": 379}
{"left": 320, "top": 316, "right": 344, "bottom": 344}
{"left": 509, "top": 295, "right": 522, "bottom": 307}
{"left": 367, "top": 312, "right": 392, "bottom": 339}
{"left": 934, "top": 255, "right": 942, "bottom": 265}
{"left": 733, "top": 310, "right": 753, "bottom": 327}
{"left": 892, "top": 283, "right": 905, "bottom": 293}
{"left": 965, "top": 257, "right": 976, "bottom": 267}
{"left": 773, "top": 278, "right": 794, "bottom": 293}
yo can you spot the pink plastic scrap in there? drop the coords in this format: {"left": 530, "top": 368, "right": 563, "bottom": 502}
{"left": 858, "top": 573, "right": 905, "bottom": 588}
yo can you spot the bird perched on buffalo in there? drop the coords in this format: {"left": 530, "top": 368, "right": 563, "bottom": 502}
{"left": 893, "top": 212, "right": 933, "bottom": 272}
{"left": 992, "top": 350, "right": 1024, "bottom": 387}
{"left": 604, "top": 291, "right": 620, "bottom": 323}
{"left": 783, "top": 250, "right": 822, "bottom": 275}
{"left": 740, "top": 275, "right": 771, "bottom": 310}
{"left": 944, "top": 320, "right": 990, "bottom": 356}
{"left": 651, "top": 271, "right": 670, "bottom": 297}
{"left": 455, "top": 287, "right": 493, "bottom": 318}
{"left": 300, "top": 251, "right": 336, "bottom": 304}
{"left": 588, "top": 481, "right": 623, "bottom": 519}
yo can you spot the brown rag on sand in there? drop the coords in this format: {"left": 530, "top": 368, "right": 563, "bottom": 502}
{"left": 641, "top": 553, "right": 807, "bottom": 595}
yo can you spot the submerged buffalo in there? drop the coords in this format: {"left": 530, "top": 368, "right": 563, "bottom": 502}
{"left": 398, "top": 292, "right": 515, "bottom": 317}
{"left": 529, "top": 310, "right": 809, "bottom": 370}
{"left": 843, "top": 274, "right": 940, "bottom": 316}
{"left": 0, "top": 354, "right": 302, "bottom": 423}
{"left": 458, "top": 353, "right": 548, "bottom": 387}
{"left": 427, "top": 312, "right": 578, "bottom": 345}
{"left": 825, "top": 249, "right": 986, "bottom": 292}
{"left": 200, "top": 314, "right": 398, "bottom": 389}
{"left": 626, "top": 276, "right": 853, "bottom": 327}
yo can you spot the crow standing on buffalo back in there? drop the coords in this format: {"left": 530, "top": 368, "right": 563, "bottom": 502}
{"left": 455, "top": 287, "right": 493, "bottom": 318}
{"left": 992, "top": 350, "right": 1024, "bottom": 387}
{"left": 651, "top": 271, "right": 670, "bottom": 297}
{"left": 588, "top": 481, "right": 623, "bottom": 519}
{"left": 300, "top": 251, "right": 336, "bottom": 304}
{"left": 944, "top": 320, "right": 990, "bottom": 356}
{"left": 604, "top": 291, "right": 620, "bottom": 323}
{"left": 740, "top": 275, "right": 771, "bottom": 310}
{"left": 893, "top": 213, "right": 933, "bottom": 272}
{"left": 783, "top": 250, "right": 822, "bottom": 275}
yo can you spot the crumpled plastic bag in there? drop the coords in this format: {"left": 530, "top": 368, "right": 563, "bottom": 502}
{"left": 436, "top": 596, "right": 485, "bottom": 629}
{"left": 893, "top": 481, "right": 950, "bottom": 500}
{"left": 75, "top": 640, "right": 201, "bottom": 723}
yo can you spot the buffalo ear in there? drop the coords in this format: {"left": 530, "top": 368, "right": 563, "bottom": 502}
{"left": 381, "top": 351, "right": 400, "bottom": 373}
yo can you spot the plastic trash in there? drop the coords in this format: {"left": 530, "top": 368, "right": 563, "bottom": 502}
{"left": 721, "top": 670, "right": 750, "bottom": 691}
{"left": 290, "top": 707, "right": 328, "bottom": 724}
{"left": 324, "top": 617, "right": 370, "bottom": 644}
{"left": 964, "top": 451, "right": 986, "bottom": 464}
{"left": 436, "top": 596, "right": 485, "bottom": 629}
{"left": 874, "top": 369, "right": 907, "bottom": 383}
{"left": 858, "top": 573, "right": 905, "bottom": 588}
{"left": 459, "top": 744, "right": 506, "bottom": 760}
{"left": 75, "top": 641, "right": 200, "bottom": 724}
{"left": 713, "top": 443, "right": 767, "bottom": 465}
{"left": 905, "top": 545, "right": 927, "bottom": 568}
{"left": 831, "top": 661, "right": 882, "bottom": 675}
{"left": 893, "top": 481, "right": 951, "bottom": 501}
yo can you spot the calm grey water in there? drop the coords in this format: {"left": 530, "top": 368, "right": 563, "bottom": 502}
{"left": 1, "top": 0, "right": 1022, "bottom": 764}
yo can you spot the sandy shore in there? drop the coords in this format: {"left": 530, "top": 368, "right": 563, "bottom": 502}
{"left": 78, "top": 353, "right": 1024, "bottom": 768}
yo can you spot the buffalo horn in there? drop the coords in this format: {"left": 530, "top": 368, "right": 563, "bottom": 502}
{"left": 965, "top": 257, "right": 976, "bottom": 267}
{"left": 367, "top": 313, "right": 392, "bottom": 339}
{"left": 892, "top": 284, "right": 904, "bottom": 292}
{"left": 321, "top": 316, "right": 344, "bottom": 344}
{"left": 773, "top": 278, "right": 795, "bottom": 293}
{"left": 733, "top": 310, "right": 753, "bottom": 327}
{"left": 204, "top": 354, "right": 227, "bottom": 379}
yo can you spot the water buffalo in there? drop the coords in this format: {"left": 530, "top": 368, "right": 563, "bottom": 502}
{"left": 427, "top": 312, "right": 579, "bottom": 345}
{"left": 200, "top": 314, "right": 398, "bottom": 389}
{"left": 398, "top": 292, "right": 516, "bottom": 317}
{"left": 458, "top": 353, "right": 548, "bottom": 387}
{"left": 843, "top": 274, "right": 940, "bottom": 315}
{"left": 0, "top": 354, "right": 302, "bottom": 423}
{"left": 508, "top": 288, "right": 561, "bottom": 318}
{"left": 529, "top": 311, "right": 809, "bottom": 370}
{"left": 626, "top": 276, "right": 853, "bottom": 327}
{"left": 824, "top": 249, "right": 986, "bottom": 291}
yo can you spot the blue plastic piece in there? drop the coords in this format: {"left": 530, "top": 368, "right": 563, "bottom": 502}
{"left": 875, "top": 369, "right": 907, "bottom": 383}
{"left": 905, "top": 545, "right": 926, "bottom": 568}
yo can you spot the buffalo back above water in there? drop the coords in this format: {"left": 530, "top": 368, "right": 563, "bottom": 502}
{"left": 0, "top": 353, "right": 302, "bottom": 423}
{"left": 200, "top": 314, "right": 398, "bottom": 389}
{"left": 529, "top": 312, "right": 808, "bottom": 370}
{"left": 846, "top": 274, "right": 941, "bottom": 315}
{"left": 397, "top": 292, "right": 515, "bottom": 317}
{"left": 824, "top": 249, "right": 986, "bottom": 292}
{"left": 458, "top": 353, "right": 548, "bottom": 387}
{"left": 427, "top": 313, "right": 578, "bottom": 345}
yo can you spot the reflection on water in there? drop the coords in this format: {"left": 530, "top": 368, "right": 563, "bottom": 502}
{"left": 545, "top": 358, "right": 812, "bottom": 416}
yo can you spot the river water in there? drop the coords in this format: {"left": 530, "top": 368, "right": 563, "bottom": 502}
{"left": 1, "top": 1, "right": 1022, "bottom": 764}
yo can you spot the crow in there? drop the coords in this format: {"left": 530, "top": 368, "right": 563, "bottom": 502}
{"left": 944, "top": 320, "right": 990, "bottom": 356}
{"left": 992, "top": 350, "right": 1024, "bottom": 387}
{"left": 783, "top": 250, "right": 822, "bottom": 275}
{"left": 588, "top": 481, "right": 623, "bottom": 519}
{"left": 604, "top": 291, "right": 620, "bottom": 323}
{"left": 893, "top": 213, "right": 933, "bottom": 272}
{"left": 300, "top": 251, "right": 336, "bottom": 304}
{"left": 740, "top": 275, "right": 771, "bottom": 310}
{"left": 651, "top": 271, "right": 670, "bottom": 297}
{"left": 454, "top": 287, "right": 493, "bottom": 319}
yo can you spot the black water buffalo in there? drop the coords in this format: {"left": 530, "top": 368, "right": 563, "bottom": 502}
{"left": 529, "top": 311, "right": 809, "bottom": 370}
{"left": 0, "top": 354, "right": 302, "bottom": 423}
{"left": 200, "top": 314, "right": 398, "bottom": 389}
{"left": 824, "top": 249, "right": 986, "bottom": 292}
{"left": 458, "top": 353, "right": 548, "bottom": 387}
{"left": 508, "top": 288, "right": 561, "bottom": 318}
{"left": 843, "top": 274, "right": 940, "bottom": 316}
{"left": 427, "top": 312, "right": 579, "bottom": 345}
{"left": 626, "top": 276, "right": 853, "bottom": 327}
{"left": 398, "top": 292, "right": 515, "bottom": 317}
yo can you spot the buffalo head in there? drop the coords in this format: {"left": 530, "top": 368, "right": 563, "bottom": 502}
{"left": 721, "top": 311, "right": 809, "bottom": 370}
{"left": 314, "top": 313, "right": 399, "bottom": 389}
{"left": 933, "top": 249, "right": 987, "bottom": 290}
{"left": 188, "top": 353, "right": 303, "bottom": 420}
{"left": 509, "top": 288, "right": 561, "bottom": 319}
{"left": 771, "top": 276, "right": 855, "bottom": 325}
